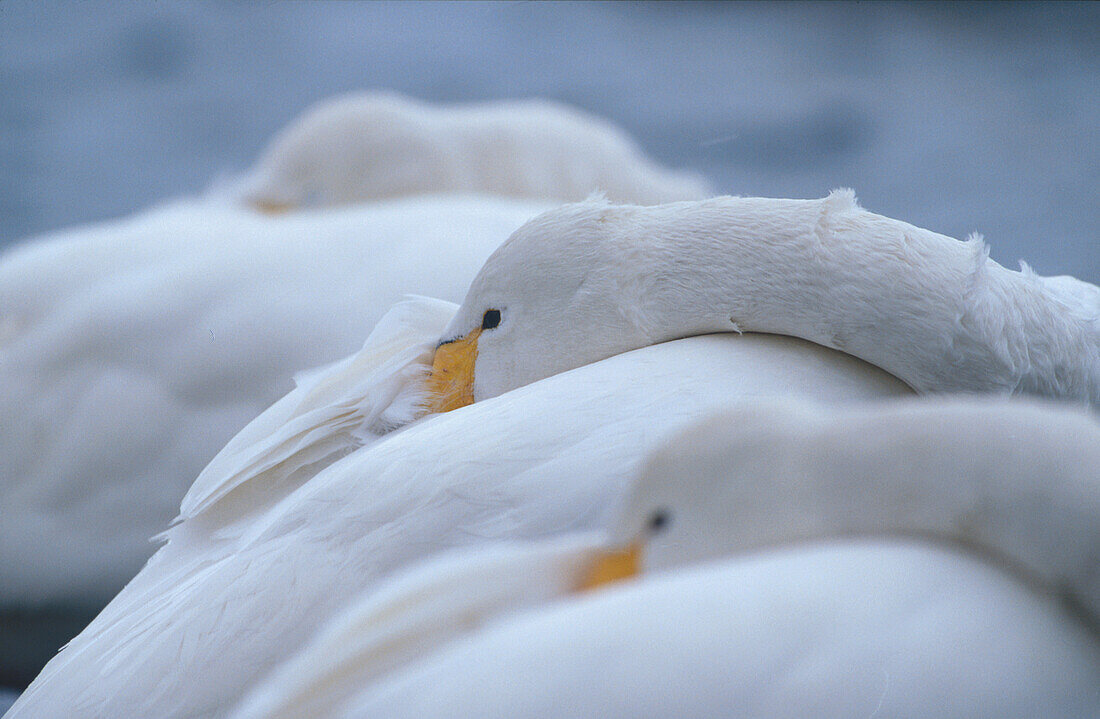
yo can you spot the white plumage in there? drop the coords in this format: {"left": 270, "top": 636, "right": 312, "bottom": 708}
{"left": 7, "top": 306, "right": 909, "bottom": 717}
{"left": 227, "top": 398, "right": 1100, "bottom": 719}
{"left": 0, "top": 95, "right": 724, "bottom": 620}
{"left": 0, "top": 195, "right": 550, "bottom": 610}
{"left": 11, "top": 184, "right": 1100, "bottom": 716}
{"left": 233, "top": 92, "right": 712, "bottom": 211}
{"left": 331, "top": 540, "right": 1100, "bottom": 719}
{"left": 1, "top": 94, "right": 716, "bottom": 618}
{"left": 176, "top": 297, "right": 454, "bottom": 522}
{"left": 439, "top": 191, "right": 1100, "bottom": 406}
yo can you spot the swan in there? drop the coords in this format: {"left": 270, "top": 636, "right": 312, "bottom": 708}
{"left": 232, "top": 92, "right": 712, "bottom": 212}
{"left": 12, "top": 192, "right": 1096, "bottom": 714}
{"left": 317, "top": 541, "right": 1100, "bottom": 719}
{"left": 8, "top": 300, "right": 912, "bottom": 718}
{"left": 227, "top": 398, "right": 1100, "bottom": 719}
{"left": 2, "top": 94, "right": 717, "bottom": 646}
{"left": 425, "top": 191, "right": 1100, "bottom": 410}
{"left": 0, "top": 194, "right": 551, "bottom": 680}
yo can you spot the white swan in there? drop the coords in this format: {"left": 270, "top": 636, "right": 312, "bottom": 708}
{"left": 232, "top": 92, "right": 712, "bottom": 212}
{"left": 426, "top": 191, "right": 1100, "bottom": 410}
{"left": 1, "top": 94, "right": 716, "bottom": 644}
{"left": 228, "top": 398, "right": 1100, "bottom": 719}
{"left": 8, "top": 299, "right": 911, "bottom": 717}
{"left": 12, "top": 192, "right": 1096, "bottom": 715}
{"left": 0, "top": 195, "right": 549, "bottom": 617}
{"left": 326, "top": 541, "right": 1100, "bottom": 719}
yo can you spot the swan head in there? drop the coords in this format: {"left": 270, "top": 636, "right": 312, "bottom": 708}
{"left": 579, "top": 397, "right": 1100, "bottom": 629}
{"left": 240, "top": 92, "right": 447, "bottom": 212}
{"left": 570, "top": 401, "right": 828, "bottom": 593}
{"left": 424, "top": 197, "right": 667, "bottom": 410}
{"left": 572, "top": 404, "right": 816, "bottom": 592}
{"left": 598, "top": 400, "right": 828, "bottom": 576}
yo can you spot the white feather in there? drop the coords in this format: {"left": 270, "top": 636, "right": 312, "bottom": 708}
{"left": 230, "top": 398, "right": 1100, "bottom": 719}
{"left": 337, "top": 541, "right": 1100, "bottom": 719}
{"left": 8, "top": 332, "right": 908, "bottom": 718}
{"left": 232, "top": 92, "right": 711, "bottom": 210}
{"left": 177, "top": 297, "right": 455, "bottom": 522}
{"left": 0, "top": 195, "right": 549, "bottom": 609}
{"left": 444, "top": 192, "right": 1100, "bottom": 406}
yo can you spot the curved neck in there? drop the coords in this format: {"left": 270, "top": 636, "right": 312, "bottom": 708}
{"left": 639, "top": 400, "right": 1100, "bottom": 632}
{"left": 620, "top": 191, "right": 1099, "bottom": 406}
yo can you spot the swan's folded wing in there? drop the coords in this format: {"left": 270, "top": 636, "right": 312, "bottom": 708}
{"left": 177, "top": 297, "right": 457, "bottom": 521}
{"left": 229, "top": 536, "right": 600, "bottom": 719}
{"left": 336, "top": 544, "right": 1100, "bottom": 719}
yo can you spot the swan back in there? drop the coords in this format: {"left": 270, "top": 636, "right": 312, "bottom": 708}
{"left": 335, "top": 541, "right": 1100, "bottom": 719}
{"left": 7, "top": 333, "right": 906, "bottom": 718}
{"left": 235, "top": 92, "right": 711, "bottom": 209}
{"left": 230, "top": 397, "right": 1100, "bottom": 719}
{"left": 0, "top": 195, "right": 548, "bottom": 608}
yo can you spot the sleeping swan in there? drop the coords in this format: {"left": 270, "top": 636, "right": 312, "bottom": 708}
{"left": 5, "top": 301, "right": 910, "bottom": 718}
{"left": 426, "top": 190, "right": 1100, "bottom": 410}
{"left": 233, "top": 91, "right": 711, "bottom": 211}
{"left": 226, "top": 398, "right": 1100, "bottom": 719}
{"left": 10, "top": 193, "right": 1096, "bottom": 715}
{"left": 313, "top": 539, "right": 1100, "bottom": 719}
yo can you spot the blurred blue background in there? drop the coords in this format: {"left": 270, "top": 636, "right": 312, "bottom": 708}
{"left": 0, "top": 1, "right": 1096, "bottom": 278}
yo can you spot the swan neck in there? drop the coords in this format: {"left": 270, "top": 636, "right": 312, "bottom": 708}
{"left": 627, "top": 194, "right": 1098, "bottom": 404}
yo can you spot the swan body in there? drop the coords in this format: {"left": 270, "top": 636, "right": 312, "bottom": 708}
{"left": 226, "top": 398, "right": 1100, "bottom": 719}
{"left": 228, "top": 536, "right": 604, "bottom": 719}
{"left": 430, "top": 191, "right": 1100, "bottom": 408}
{"left": 11, "top": 181, "right": 1098, "bottom": 713}
{"left": 326, "top": 541, "right": 1100, "bottom": 719}
{"left": 234, "top": 92, "right": 712, "bottom": 211}
{"left": 0, "top": 194, "right": 550, "bottom": 613}
{"left": 8, "top": 296, "right": 909, "bottom": 718}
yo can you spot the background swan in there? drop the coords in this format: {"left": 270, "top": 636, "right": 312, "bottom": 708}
{"left": 232, "top": 92, "right": 712, "bottom": 212}
{"left": 428, "top": 191, "right": 1100, "bottom": 410}
{"left": 8, "top": 297, "right": 910, "bottom": 717}
{"left": 225, "top": 397, "right": 1100, "bottom": 719}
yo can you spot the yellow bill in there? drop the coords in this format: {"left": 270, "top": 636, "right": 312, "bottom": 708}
{"left": 424, "top": 328, "right": 481, "bottom": 413}
{"left": 577, "top": 541, "right": 642, "bottom": 592}
{"left": 253, "top": 199, "right": 294, "bottom": 215}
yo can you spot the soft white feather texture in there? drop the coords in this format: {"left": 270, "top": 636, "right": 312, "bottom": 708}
{"left": 617, "top": 397, "right": 1100, "bottom": 625}
{"left": 233, "top": 92, "right": 711, "bottom": 209}
{"left": 177, "top": 297, "right": 454, "bottom": 521}
{"left": 335, "top": 541, "right": 1100, "bottom": 719}
{"left": 444, "top": 191, "right": 1100, "bottom": 406}
{"left": 226, "top": 397, "right": 1100, "bottom": 719}
{"left": 0, "top": 195, "right": 550, "bottom": 608}
{"left": 8, "top": 328, "right": 907, "bottom": 718}
{"left": 228, "top": 536, "right": 602, "bottom": 719}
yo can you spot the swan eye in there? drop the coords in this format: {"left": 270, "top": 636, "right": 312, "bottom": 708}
{"left": 481, "top": 309, "right": 501, "bottom": 330}
{"left": 647, "top": 509, "right": 671, "bottom": 534}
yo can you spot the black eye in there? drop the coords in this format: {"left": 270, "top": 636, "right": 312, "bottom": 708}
{"left": 481, "top": 309, "right": 501, "bottom": 330}
{"left": 647, "top": 509, "right": 671, "bottom": 534}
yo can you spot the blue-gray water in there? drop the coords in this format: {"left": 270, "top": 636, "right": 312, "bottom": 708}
{"left": 1, "top": 1, "right": 1096, "bottom": 281}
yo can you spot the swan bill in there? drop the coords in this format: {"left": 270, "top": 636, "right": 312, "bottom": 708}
{"left": 424, "top": 329, "right": 481, "bottom": 413}
{"left": 252, "top": 199, "right": 294, "bottom": 215}
{"left": 578, "top": 541, "right": 642, "bottom": 592}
